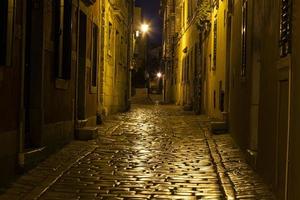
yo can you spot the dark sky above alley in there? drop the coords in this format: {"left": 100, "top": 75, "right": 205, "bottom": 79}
{"left": 135, "top": 0, "right": 162, "bottom": 45}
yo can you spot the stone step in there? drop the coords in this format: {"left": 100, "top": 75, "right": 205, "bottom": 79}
{"left": 19, "top": 147, "right": 46, "bottom": 170}
{"left": 210, "top": 121, "right": 228, "bottom": 134}
{"left": 75, "top": 127, "right": 98, "bottom": 141}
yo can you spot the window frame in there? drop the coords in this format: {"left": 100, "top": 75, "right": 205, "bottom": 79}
{"left": 114, "top": 29, "right": 119, "bottom": 83}
{"left": 90, "top": 23, "right": 98, "bottom": 91}
{"left": 108, "top": 22, "right": 113, "bottom": 56}
{"left": 0, "top": 0, "right": 14, "bottom": 67}
{"left": 53, "top": 0, "right": 72, "bottom": 81}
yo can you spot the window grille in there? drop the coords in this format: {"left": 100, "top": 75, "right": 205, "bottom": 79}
{"left": 280, "top": 0, "right": 292, "bottom": 57}
{"left": 241, "top": 0, "right": 248, "bottom": 77}
{"left": 213, "top": 19, "right": 217, "bottom": 70}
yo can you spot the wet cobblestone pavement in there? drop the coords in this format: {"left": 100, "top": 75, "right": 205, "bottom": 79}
{"left": 0, "top": 104, "right": 274, "bottom": 199}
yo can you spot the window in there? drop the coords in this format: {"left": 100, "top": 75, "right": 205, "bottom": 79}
{"left": 115, "top": 30, "right": 119, "bottom": 81}
{"left": 182, "top": 58, "right": 185, "bottom": 83}
{"left": 280, "top": 0, "right": 292, "bottom": 57}
{"left": 228, "top": 0, "right": 234, "bottom": 13}
{"left": 62, "top": 0, "right": 72, "bottom": 79}
{"left": 179, "top": 6, "right": 183, "bottom": 30}
{"left": 53, "top": 0, "right": 72, "bottom": 79}
{"left": 91, "top": 23, "right": 98, "bottom": 87}
{"left": 0, "top": 0, "right": 14, "bottom": 66}
{"left": 241, "top": 0, "right": 248, "bottom": 77}
{"left": 182, "top": 3, "right": 185, "bottom": 28}
{"left": 171, "top": 62, "right": 174, "bottom": 85}
{"left": 108, "top": 22, "right": 112, "bottom": 54}
{"left": 171, "top": 0, "right": 175, "bottom": 13}
{"left": 174, "top": 58, "right": 178, "bottom": 84}
{"left": 115, "top": 30, "right": 119, "bottom": 63}
{"left": 186, "top": 54, "right": 190, "bottom": 82}
{"left": 188, "top": 0, "right": 192, "bottom": 19}
{"left": 213, "top": 18, "right": 217, "bottom": 70}
{"left": 194, "top": 44, "right": 198, "bottom": 76}
{"left": 219, "top": 80, "right": 224, "bottom": 111}
{"left": 184, "top": 56, "right": 187, "bottom": 83}
{"left": 213, "top": 90, "right": 216, "bottom": 109}
{"left": 125, "top": 40, "right": 128, "bottom": 68}
{"left": 120, "top": 36, "right": 124, "bottom": 65}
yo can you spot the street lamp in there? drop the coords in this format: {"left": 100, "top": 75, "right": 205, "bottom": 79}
{"left": 141, "top": 23, "right": 150, "bottom": 34}
{"left": 156, "top": 72, "right": 164, "bottom": 102}
{"left": 157, "top": 72, "right": 162, "bottom": 78}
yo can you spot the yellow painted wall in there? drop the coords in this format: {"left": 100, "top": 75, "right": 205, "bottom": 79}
{"left": 167, "top": 0, "right": 229, "bottom": 119}
{"left": 206, "top": 0, "right": 228, "bottom": 119}
{"left": 102, "top": 1, "right": 130, "bottom": 115}
{"left": 173, "top": 0, "right": 199, "bottom": 107}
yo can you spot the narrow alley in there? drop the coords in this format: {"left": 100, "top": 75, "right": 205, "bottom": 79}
{"left": 1, "top": 0, "right": 300, "bottom": 199}
{"left": 1, "top": 95, "right": 273, "bottom": 199}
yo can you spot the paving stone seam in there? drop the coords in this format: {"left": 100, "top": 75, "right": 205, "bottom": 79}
{"left": 212, "top": 135, "right": 276, "bottom": 199}
{"left": 105, "top": 122, "right": 124, "bottom": 136}
{"left": 23, "top": 146, "right": 98, "bottom": 200}
{"left": 0, "top": 142, "right": 97, "bottom": 200}
{"left": 32, "top": 122, "right": 125, "bottom": 199}
{"left": 204, "top": 130, "right": 236, "bottom": 200}
{"left": 0, "top": 106, "right": 275, "bottom": 199}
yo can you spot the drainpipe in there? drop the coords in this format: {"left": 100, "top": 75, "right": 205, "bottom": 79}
{"left": 74, "top": 0, "right": 80, "bottom": 131}
{"left": 19, "top": 0, "right": 26, "bottom": 168}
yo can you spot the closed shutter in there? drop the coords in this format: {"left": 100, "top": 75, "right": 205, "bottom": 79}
{"left": 0, "top": 0, "right": 8, "bottom": 65}
{"left": 213, "top": 19, "right": 217, "bottom": 70}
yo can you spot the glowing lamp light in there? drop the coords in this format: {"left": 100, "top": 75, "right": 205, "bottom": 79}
{"left": 157, "top": 72, "right": 162, "bottom": 78}
{"left": 135, "top": 30, "right": 140, "bottom": 37}
{"left": 141, "top": 23, "right": 150, "bottom": 33}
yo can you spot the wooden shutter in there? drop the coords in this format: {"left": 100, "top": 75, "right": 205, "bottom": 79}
{"left": 0, "top": 0, "right": 8, "bottom": 66}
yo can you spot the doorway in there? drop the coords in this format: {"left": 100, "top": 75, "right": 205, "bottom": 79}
{"left": 276, "top": 78, "right": 290, "bottom": 200}
{"left": 77, "top": 11, "right": 87, "bottom": 121}
{"left": 24, "top": 0, "right": 44, "bottom": 149}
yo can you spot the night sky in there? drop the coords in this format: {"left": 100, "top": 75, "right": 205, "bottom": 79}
{"left": 135, "top": 0, "right": 162, "bottom": 45}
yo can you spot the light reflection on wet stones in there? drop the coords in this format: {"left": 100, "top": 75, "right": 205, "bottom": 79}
{"left": 38, "top": 105, "right": 273, "bottom": 199}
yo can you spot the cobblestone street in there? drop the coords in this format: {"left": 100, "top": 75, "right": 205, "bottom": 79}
{"left": 0, "top": 100, "right": 274, "bottom": 199}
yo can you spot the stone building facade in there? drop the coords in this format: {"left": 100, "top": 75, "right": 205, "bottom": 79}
{"left": 162, "top": 0, "right": 299, "bottom": 199}
{"left": 0, "top": 0, "right": 133, "bottom": 187}
{"left": 101, "top": 0, "right": 133, "bottom": 115}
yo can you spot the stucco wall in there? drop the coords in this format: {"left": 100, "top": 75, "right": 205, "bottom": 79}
{"left": 206, "top": 0, "right": 228, "bottom": 120}
{"left": 102, "top": 1, "right": 130, "bottom": 115}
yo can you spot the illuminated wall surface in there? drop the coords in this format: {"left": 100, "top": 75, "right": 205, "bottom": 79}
{"left": 102, "top": 0, "right": 131, "bottom": 115}
{"left": 162, "top": 0, "right": 300, "bottom": 199}
{"left": 1, "top": 0, "right": 300, "bottom": 199}
{"left": 0, "top": 0, "right": 133, "bottom": 186}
